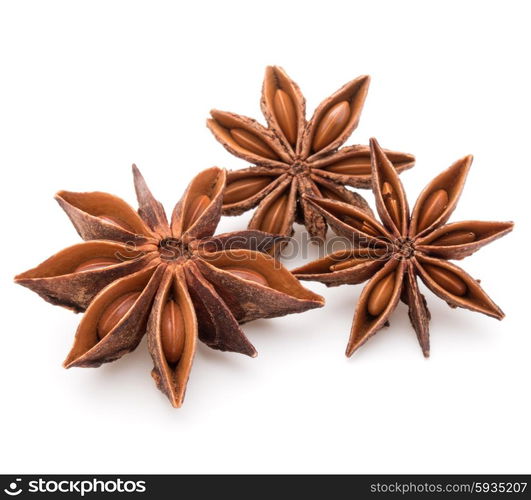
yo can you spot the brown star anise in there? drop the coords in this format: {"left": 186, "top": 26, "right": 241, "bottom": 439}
{"left": 293, "top": 138, "right": 513, "bottom": 357}
{"left": 15, "top": 166, "right": 324, "bottom": 407}
{"left": 207, "top": 66, "right": 415, "bottom": 243}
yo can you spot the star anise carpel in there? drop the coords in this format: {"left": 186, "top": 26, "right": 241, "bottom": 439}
{"left": 207, "top": 66, "right": 415, "bottom": 243}
{"left": 15, "top": 166, "right": 324, "bottom": 407}
{"left": 293, "top": 138, "right": 514, "bottom": 357}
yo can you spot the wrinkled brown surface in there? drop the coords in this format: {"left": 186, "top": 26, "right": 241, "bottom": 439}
{"left": 15, "top": 242, "right": 156, "bottom": 312}
{"left": 195, "top": 250, "right": 324, "bottom": 323}
{"left": 16, "top": 166, "right": 324, "bottom": 407}
{"left": 294, "top": 138, "right": 513, "bottom": 357}
{"left": 207, "top": 66, "right": 415, "bottom": 244}
{"left": 184, "top": 263, "right": 257, "bottom": 356}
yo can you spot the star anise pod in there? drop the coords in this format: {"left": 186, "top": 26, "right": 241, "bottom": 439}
{"left": 207, "top": 66, "right": 415, "bottom": 242}
{"left": 293, "top": 138, "right": 513, "bottom": 357}
{"left": 15, "top": 167, "right": 324, "bottom": 407}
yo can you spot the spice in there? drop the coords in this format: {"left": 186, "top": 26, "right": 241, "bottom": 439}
{"left": 207, "top": 66, "right": 415, "bottom": 244}
{"left": 293, "top": 138, "right": 513, "bottom": 357}
{"left": 15, "top": 166, "right": 324, "bottom": 407}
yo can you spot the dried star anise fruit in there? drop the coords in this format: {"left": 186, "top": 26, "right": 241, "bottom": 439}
{"left": 293, "top": 138, "right": 513, "bottom": 357}
{"left": 15, "top": 166, "right": 324, "bottom": 407}
{"left": 207, "top": 66, "right": 415, "bottom": 243}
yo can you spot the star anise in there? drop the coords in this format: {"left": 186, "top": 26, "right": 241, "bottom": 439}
{"left": 15, "top": 166, "right": 324, "bottom": 407}
{"left": 207, "top": 66, "right": 415, "bottom": 243}
{"left": 293, "top": 138, "right": 513, "bottom": 357}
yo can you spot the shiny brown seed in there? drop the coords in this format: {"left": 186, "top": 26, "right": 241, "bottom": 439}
{"left": 223, "top": 177, "right": 272, "bottom": 205}
{"left": 382, "top": 181, "right": 401, "bottom": 228}
{"left": 330, "top": 257, "right": 371, "bottom": 272}
{"left": 161, "top": 299, "right": 185, "bottom": 364}
{"left": 185, "top": 194, "right": 210, "bottom": 229}
{"left": 431, "top": 230, "right": 476, "bottom": 246}
{"left": 273, "top": 89, "right": 297, "bottom": 146}
{"left": 423, "top": 263, "right": 467, "bottom": 296}
{"left": 230, "top": 128, "right": 278, "bottom": 160}
{"left": 225, "top": 267, "right": 269, "bottom": 286}
{"left": 261, "top": 193, "right": 288, "bottom": 234}
{"left": 367, "top": 272, "right": 395, "bottom": 317}
{"left": 325, "top": 158, "right": 371, "bottom": 176}
{"left": 417, "top": 189, "right": 449, "bottom": 232}
{"left": 312, "top": 100, "right": 351, "bottom": 152}
{"left": 97, "top": 291, "right": 140, "bottom": 340}
{"left": 74, "top": 257, "right": 120, "bottom": 273}
{"left": 343, "top": 216, "right": 380, "bottom": 237}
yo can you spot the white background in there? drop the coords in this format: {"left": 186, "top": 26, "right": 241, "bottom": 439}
{"left": 1, "top": 0, "right": 529, "bottom": 474}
